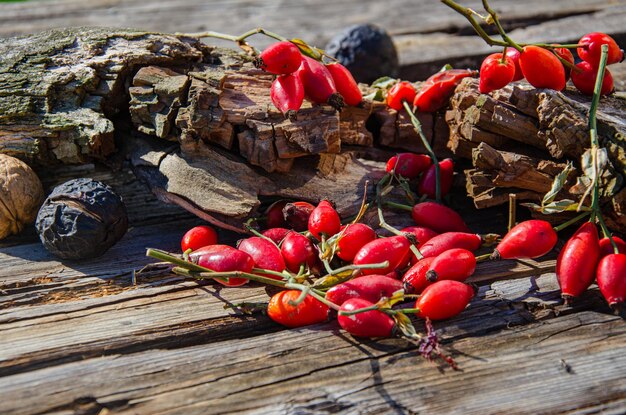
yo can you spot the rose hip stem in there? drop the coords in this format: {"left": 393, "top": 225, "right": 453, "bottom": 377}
{"left": 376, "top": 175, "right": 424, "bottom": 260}
{"left": 440, "top": 0, "right": 581, "bottom": 50}
{"left": 175, "top": 27, "right": 287, "bottom": 55}
{"left": 401, "top": 101, "right": 441, "bottom": 203}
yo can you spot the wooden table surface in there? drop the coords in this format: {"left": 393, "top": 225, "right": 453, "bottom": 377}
{"left": 1, "top": 1, "right": 626, "bottom": 414}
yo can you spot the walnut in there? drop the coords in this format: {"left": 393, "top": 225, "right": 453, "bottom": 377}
{"left": 0, "top": 154, "right": 44, "bottom": 240}
{"left": 35, "top": 178, "right": 128, "bottom": 259}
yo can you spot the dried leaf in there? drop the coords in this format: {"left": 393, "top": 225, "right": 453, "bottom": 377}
{"left": 542, "top": 162, "right": 573, "bottom": 205}
{"left": 290, "top": 38, "right": 323, "bottom": 60}
{"left": 371, "top": 76, "right": 398, "bottom": 90}
{"left": 522, "top": 199, "right": 584, "bottom": 214}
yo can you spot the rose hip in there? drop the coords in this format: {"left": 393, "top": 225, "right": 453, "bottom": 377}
{"left": 255, "top": 41, "right": 303, "bottom": 75}
{"left": 425, "top": 248, "right": 476, "bottom": 283}
{"left": 402, "top": 256, "right": 436, "bottom": 294}
{"left": 596, "top": 253, "right": 626, "bottom": 309}
{"left": 418, "top": 158, "right": 454, "bottom": 200}
{"left": 265, "top": 200, "right": 289, "bottom": 228}
{"left": 400, "top": 226, "right": 438, "bottom": 247}
{"left": 385, "top": 153, "right": 432, "bottom": 179}
{"left": 492, "top": 220, "right": 557, "bottom": 260}
{"left": 338, "top": 298, "right": 395, "bottom": 337}
{"left": 181, "top": 225, "right": 218, "bottom": 252}
{"left": 281, "top": 231, "right": 319, "bottom": 273}
{"left": 519, "top": 45, "right": 566, "bottom": 91}
{"left": 413, "top": 69, "right": 476, "bottom": 113}
{"left": 297, "top": 56, "right": 343, "bottom": 110}
{"left": 308, "top": 200, "right": 341, "bottom": 240}
{"left": 599, "top": 236, "right": 626, "bottom": 258}
{"left": 189, "top": 245, "right": 254, "bottom": 287}
{"left": 479, "top": 52, "right": 516, "bottom": 94}
{"left": 325, "top": 62, "right": 362, "bottom": 106}
{"left": 268, "top": 290, "right": 329, "bottom": 328}
{"left": 283, "top": 201, "right": 315, "bottom": 231}
{"left": 326, "top": 274, "right": 403, "bottom": 306}
{"left": 577, "top": 32, "right": 624, "bottom": 67}
{"left": 261, "top": 227, "right": 291, "bottom": 245}
{"left": 386, "top": 81, "right": 416, "bottom": 111}
{"left": 353, "top": 235, "right": 412, "bottom": 275}
{"left": 411, "top": 201, "right": 471, "bottom": 234}
{"left": 505, "top": 48, "right": 524, "bottom": 81}
{"left": 416, "top": 280, "right": 475, "bottom": 320}
{"left": 336, "top": 223, "right": 377, "bottom": 262}
{"left": 553, "top": 46, "right": 575, "bottom": 80}
{"left": 419, "top": 232, "right": 482, "bottom": 258}
{"left": 238, "top": 236, "right": 286, "bottom": 280}
{"left": 571, "top": 61, "right": 614, "bottom": 96}
{"left": 556, "top": 222, "right": 600, "bottom": 300}
{"left": 271, "top": 73, "right": 305, "bottom": 118}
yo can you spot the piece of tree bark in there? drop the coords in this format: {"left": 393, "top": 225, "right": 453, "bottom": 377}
{"left": 0, "top": 27, "right": 206, "bottom": 165}
{"left": 447, "top": 78, "right": 626, "bottom": 233}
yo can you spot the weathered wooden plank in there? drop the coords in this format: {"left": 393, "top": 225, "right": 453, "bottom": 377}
{"left": 0, "top": 302, "right": 621, "bottom": 415}
{"left": 1, "top": 0, "right": 622, "bottom": 44}
{"left": 397, "top": 6, "right": 626, "bottom": 81}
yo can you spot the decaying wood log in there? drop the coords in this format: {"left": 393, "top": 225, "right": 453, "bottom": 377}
{"left": 0, "top": 27, "right": 450, "bottom": 229}
{"left": 447, "top": 78, "right": 626, "bottom": 233}
{"left": 0, "top": 28, "right": 206, "bottom": 164}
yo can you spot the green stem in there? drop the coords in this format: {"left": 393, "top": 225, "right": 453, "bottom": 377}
{"left": 475, "top": 253, "right": 492, "bottom": 263}
{"left": 398, "top": 307, "right": 421, "bottom": 314}
{"left": 285, "top": 282, "right": 341, "bottom": 311}
{"left": 440, "top": 0, "right": 509, "bottom": 48}
{"left": 481, "top": 0, "right": 523, "bottom": 52}
{"left": 172, "top": 267, "right": 284, "bottom": 287}
{"left": 384, "top": 200, "right": 414, "bottom": 212}
{"left": 288, "top": 285, "right": 310, "bottom": 307}
{"left": 338, "top": 304, "right": 379, "bottom": 316}
{"left": 326, "top": 261, "right": 390, "bottom": 276}
{"left": 402, "top": 100, "right": 441, "bottom": 203}
{"left": 251, "top": 268, "right": 287, "bottom": 279}
{"left": 553, "top": 211, "right": 592, "bottom": 232}
{"left": 596, "top": 212, "right": 619, "bottom": 253}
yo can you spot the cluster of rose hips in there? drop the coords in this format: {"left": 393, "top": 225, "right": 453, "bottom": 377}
{"left": 479, "top": 32, "right": 623, "bottom": 96}
{"left": 172, "top": 194, "right": 482, "bottom": 342}
{"left": 254, "top": 41, "right": 362, "bottom": 117}
{"left": 557, "top": 221, "right": 626, "bottom": 309}
{"left": 384, "top": 69, "right": 477, "bottom": 113}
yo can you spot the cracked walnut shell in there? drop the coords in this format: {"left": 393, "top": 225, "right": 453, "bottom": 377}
{"left": 0, "top": 154, "right": 44, "bottom": 240}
